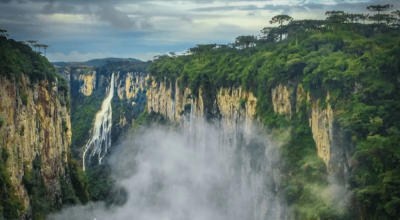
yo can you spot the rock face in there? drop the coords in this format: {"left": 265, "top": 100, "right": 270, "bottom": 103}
{"left": 271, "top": 84, "right": 351, "bottom": 180}
{"left": 308, "top": 95, "right": 334, "bottom": 168}
{"left": 116, "top": 71, "right": 147, "bottom": 100}
{"left": 146, "top": 79, "right": 257, "bottom": 126}
{"left": 61, "top": 63, "right": 351, "bottom": 181}
{"left": 0, "top": 74, "right": 71, "bottom": 208}
{"left": 78, "top": 70, "right": 96, "bottom": 96}
{"left": 138, "top": 77, "right": 350, "bottom": 178}
{"left": 271, "top": 84, "right": 292, "bottom": 117}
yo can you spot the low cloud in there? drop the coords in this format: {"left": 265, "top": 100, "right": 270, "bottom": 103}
{"left": 48, "top": 122, "right": 284, "bottom": 220}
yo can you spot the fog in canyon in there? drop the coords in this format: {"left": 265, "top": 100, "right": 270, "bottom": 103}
{"left": 48, "top": 121, "right": 287, "bottom": 220}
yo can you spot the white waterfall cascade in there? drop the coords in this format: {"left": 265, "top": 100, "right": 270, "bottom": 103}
{"left": 82, "top": 73, "right": 115, "bottom": 171}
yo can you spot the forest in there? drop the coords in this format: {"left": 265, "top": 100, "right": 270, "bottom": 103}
{"left": 147, "top": 5, "right": 400, "bottom": 219}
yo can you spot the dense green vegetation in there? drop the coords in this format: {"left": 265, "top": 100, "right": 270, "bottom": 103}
{"left": 0, "top": 36, "right": 69, "bottom": 99}
{"left": 0, "top": 117, "right": 4, "bottom": 129}
{"left": 22, "top": 153, "right": 90, "bottom": 219}
{"left": 65, "top": 152, "right": 90, "bottom": 204}
{"left": 22, "top": 155, "right": 54, "bottom": 219}
{"left": 0, "top": 149, "right": 24, "bottom": 220}
{"left": 70, "top": 88, "right": 104, "bottom": 155}
{"left": 148, "top": 7, "right": 400, "bottom": 219}
{"left": 85, "top": 164, "right": 127, "bottom": 206}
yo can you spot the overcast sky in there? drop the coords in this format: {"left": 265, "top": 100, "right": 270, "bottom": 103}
{"left": 0, "top": 0, "right": 398, "bottom": 62}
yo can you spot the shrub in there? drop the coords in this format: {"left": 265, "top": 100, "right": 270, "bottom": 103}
{"left": 0, "top": 117, "right": 4, "bottom": 128}
{"left": 239, "top": 98, "right": 247, "bottom": 109}
{"left": 0, "top": 149, "right": 24, "bottom": 219}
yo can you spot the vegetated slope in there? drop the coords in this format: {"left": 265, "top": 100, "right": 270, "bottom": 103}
{"left": 0, "top": 36, "right": 65, "bottom": 85}
{"left": 147, "top": 20, "right": 400, "bottom": 219}
{"left": 0, "top": 35, "right": 90, "bottom": 219}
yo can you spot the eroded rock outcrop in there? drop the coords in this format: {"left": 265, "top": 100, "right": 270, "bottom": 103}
{"left": 146, "top": 79, "right": 258, "bottom": 126}
{"left": 272, "top": 84, "right": 292, "bottom": 117}
{"left": 271, "top": 83, "right": 350, "bottom": 177}
{"left": 78, "top": 70, "right": 96, "bottom": 96}
{"left": 116, "top": 71, "right": 147, "bottom": 100}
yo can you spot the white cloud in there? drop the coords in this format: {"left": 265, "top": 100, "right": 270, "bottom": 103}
{"left": 2, "top": 0, "right": 387, "bottom": 60}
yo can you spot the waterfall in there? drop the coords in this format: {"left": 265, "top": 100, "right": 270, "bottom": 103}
{"left": 171, "top": 100, "right": 175, "bottom": 121}
{"left": 189, "top": 99, "right": 194, "bottom": 134}
{"left": 82, "top": 73, "right": 115, "bottom": 171}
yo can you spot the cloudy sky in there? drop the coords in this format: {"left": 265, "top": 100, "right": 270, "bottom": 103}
{"left": 0, "top": 0, "right": 398, "bottom": 62}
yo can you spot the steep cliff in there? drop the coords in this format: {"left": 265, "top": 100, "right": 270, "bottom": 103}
{"left": 0, "top": 36, "right": 89, "bottom": 219}
{"left": 146, "top": 79, "right": 257, "bottom": 130}
{"left": 146, "top": 78, "right": 347, "bottom": 179}
{"left": 270, "top": 83, "right": 352, "bottom": 183}
{"left": 0, "top": 74, "right": 71, "bottom": 208}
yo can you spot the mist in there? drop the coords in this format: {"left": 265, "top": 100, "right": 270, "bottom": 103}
{"left": 48, "top": 122, "right": 284, "bottom": 220}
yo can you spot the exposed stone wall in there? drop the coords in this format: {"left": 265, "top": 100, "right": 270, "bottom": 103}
{"left": 272, "top": 84, "right": 292, "bottom": 117}
{"left": 78, "top": 70, "right": 96, "bottom": 96}
{"left": 116, "top": 72, "right": 147, "bottom": 100}
{"left": 308, "top": 94, "right": 334, "bottom": 167}
{"left": 0, "top": 75, "right": 71, "bottom": 208}
{"left": 146, "top": 79, "right": 193, "bottom": 122}
{"left": 146, "top": 79, "right": 258, "bottom": 126}
{"left": 270, "top": 84, "right": 349, "bottom": 175}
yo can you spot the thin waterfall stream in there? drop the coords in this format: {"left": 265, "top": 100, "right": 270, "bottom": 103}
{"left": 82, "top": 73, "right": 115, "bottom": 171}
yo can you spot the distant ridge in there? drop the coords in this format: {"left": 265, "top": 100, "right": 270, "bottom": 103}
{"left": 52, "top": 57, "right": 142, "bottom": 67}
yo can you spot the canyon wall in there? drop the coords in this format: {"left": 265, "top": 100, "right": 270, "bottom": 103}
{"left": 60, "top": 67, "right": 351, "bottom": 218}
{"left": 62, "top": 67, "right": 350, "bottom": 179}
{"left": 270, "top": 83, "right": 351, "bottom": 181}
{"left": 146, "top": 78, "right": 349, "bottom": 179}
{"left": 0, "top": 74, "right": 71, "bottom": 208}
